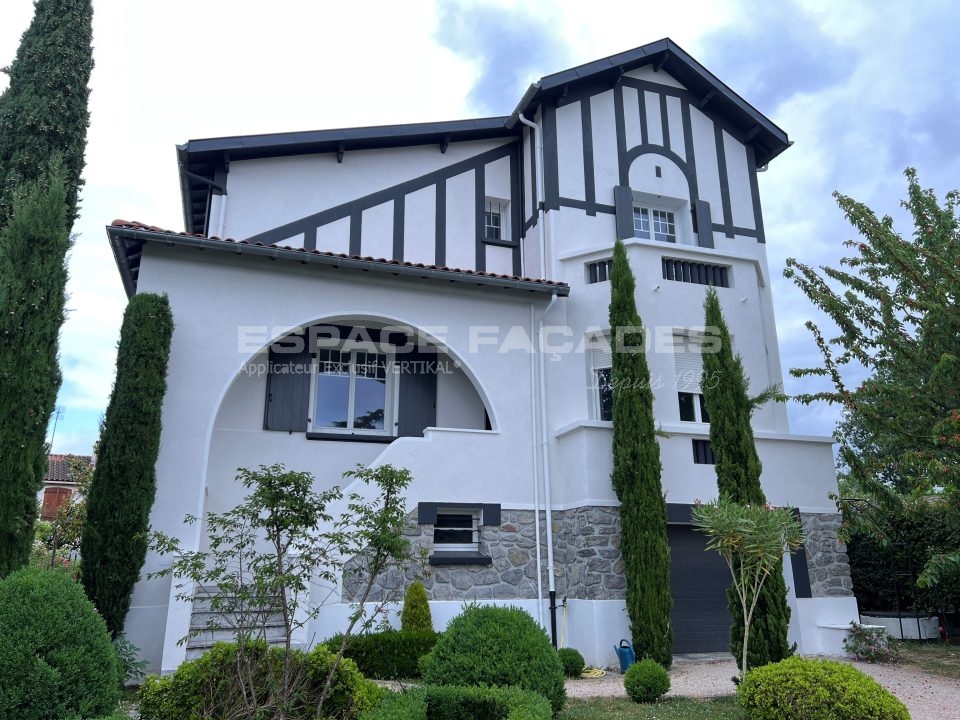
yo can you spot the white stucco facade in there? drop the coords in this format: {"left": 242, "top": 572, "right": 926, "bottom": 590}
{"left": 113, "top": 40, "right": 857, "bottom": 673}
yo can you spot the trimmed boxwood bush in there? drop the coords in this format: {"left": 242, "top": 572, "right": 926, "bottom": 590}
{"left": 419, "top": 604, "right": 566, "bottom": 713}
{"left": 558, "top": 647, "right": 586, "bottom": 678}
{"left": 737, "top": 656, "right": 910, "bottom": 720}
{"left": 401, "top": 581, "right": 433, "bottom": 632}
{"left": 137, "top": 641, "right": 383, "bottom": 720}
{"left": 0, "top": 567, "right": 120, "bottom": 720}
{"left": 359, "top": 685, "right": 551, "bottom": 720}
{"left": 324, "top": 630, "right": 441, "bottom": 679}
{"left": 624, "top": 658, "right": 670, "bottom": 703}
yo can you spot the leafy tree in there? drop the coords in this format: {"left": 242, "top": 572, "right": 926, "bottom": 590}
{"left": 609, "top": 238, "right": 673, "bottom": 667}
{"left": 701, "top": 288, "right": 793, "bottom": 672}
{"left": 786, "top": 169, "right": 960, "bottom": 587}
{"left": 692, "top": 499, "right": 804, "bottom": 683}
{"left": 0, "top": 171, "right": 69, "bottom": 576}
{"left": 81, "top": 293, "right": 174, "bottom": 635}
{"left": 0, "top": 0, "right": 93, "bottom": 228}
{"left": 150, "top": 462, "right": 419, "bottom": 718}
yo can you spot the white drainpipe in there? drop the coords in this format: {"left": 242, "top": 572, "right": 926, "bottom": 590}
{"left": 519, "top": 111, "right": 559, "bottom": 645}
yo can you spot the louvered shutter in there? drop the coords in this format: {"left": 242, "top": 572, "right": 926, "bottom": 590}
{"left": 694, "top": 200, "right": 714, "bottom": 248}
{"left": 614, "top": 186, "right": 635, "bottom": 240}
{"left": 264, "top": 346, "right": 312, "bottom": 432}
{"left": 673, "top": 335, "right": 704, "bottom": 393}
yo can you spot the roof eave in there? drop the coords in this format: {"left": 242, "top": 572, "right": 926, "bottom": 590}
{"left": 107, "top": 226, "right": 569, "bottom": 300}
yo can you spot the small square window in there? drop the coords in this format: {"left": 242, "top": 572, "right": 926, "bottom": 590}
{"left": 692, "top": 438, "right": 715, "bottom": 464}
{"left": 587, "top": 258, "right": 613, "bottom": 284}
{"left": 434, "top": 509, "right": 480, "bottom": 552}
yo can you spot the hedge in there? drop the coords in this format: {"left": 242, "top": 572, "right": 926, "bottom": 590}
{"left": 359, "top": 685, "right": 551, "bottom": 720}
{"left": 324, "top": 630, "right": 441, "bottom": 679}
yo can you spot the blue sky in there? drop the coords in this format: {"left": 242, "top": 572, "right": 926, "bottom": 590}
{"left": 1, "top": 0, "right": 957, "bottom": 453}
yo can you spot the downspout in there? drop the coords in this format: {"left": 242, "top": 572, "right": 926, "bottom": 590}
{"left": 519, "top": 111, "right": 559, "bottom": 646}
{"left": 529, "top": 303, "right": 544, "bottom": 626}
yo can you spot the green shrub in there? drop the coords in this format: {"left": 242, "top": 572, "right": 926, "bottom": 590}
{"left": 0, "top": 567, "right": 120, "bottom": 720}
{"left": 401, "top": 581, "right": 433, "bottom": 632}
{"left": 419, "top": 604, "right": 566, "bottom": 713}
{"left": 138, "top": 641, "right": 383, "bottom": 720}
{"left": 358, "top": 685, "right": 551, "bottom": 720}
{"left": 324, "top": 629, "right": 441, "bottom": 679}
{"left": 623, "top": 658, "right": 670, "bottom": 703}
{"left": 737, "top": 656, "right": 910, "bottom": 720}
{"left": 557, "top": 647, "right": 586, "bottom": 678}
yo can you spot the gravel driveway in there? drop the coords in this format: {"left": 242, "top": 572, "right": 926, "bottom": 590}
{"left": 565, "top": 655, "right": 960, "bottom": 720}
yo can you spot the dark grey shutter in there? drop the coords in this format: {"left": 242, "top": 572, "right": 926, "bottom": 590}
{"left": 694, "top": 200, "right": 714, "bottom": 248}
{"left": 614, "top": 185, "right": 635, "bottom": 240}
{"left": 263, "top": 347, "right": 311, "bottom": 432}
{"left": 397, "top": 351, "right": 437, "bottom": 437}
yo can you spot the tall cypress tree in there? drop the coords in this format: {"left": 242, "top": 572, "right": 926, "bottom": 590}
{"left": 0, "top": 0, "right": 93, "bottom": 228}
{"left": 701, "top": 288, "right": 793, "bottom": 671}
{"left": 609, "top": 239, "right": 673, "bottom": 667}
{"left": 81, "top": 293, "right": 174, "bottom": 635}
{"left": 0, "top": 171, "right": 70, "bottom": 576}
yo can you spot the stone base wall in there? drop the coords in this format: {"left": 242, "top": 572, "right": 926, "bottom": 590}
{"left": 342, "top": 507, "right": 854, "bottom": 603}
{"left": 800, "top": 512, "right": 855, "bottom": 598}
{"left": 342, "top": 506, "right": 625, "bottom": 602}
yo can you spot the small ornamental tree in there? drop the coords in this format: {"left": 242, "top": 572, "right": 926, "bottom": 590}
{"left": 0, "top": 171, "right": 70, "bottom": 576}
{"left": 0, "top": 0, "right": 93, "bottom": 228}
{"left": 400, "top": 580, "right": 433, "bottom": 632}
{"left": 81, "top": 293, "right": 174, "bottom": 635}
{"left": 701, "top": 288, "right": 793, "bottom": 671}
{"left": 691, "top": 499, "right": 804, "bottom": 683}
{"left": 609, "top": 238, "right": 673, "bottom": 667}
{"left": 150, "top": 462, "right": 420, "bottom": 719}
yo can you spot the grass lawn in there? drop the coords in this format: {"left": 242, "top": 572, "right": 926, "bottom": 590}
{"left": 895, "top": 639, "right": 960, "bottom": 680}
{"left": 559, "top": 696, "right": 744, "bottom": 720}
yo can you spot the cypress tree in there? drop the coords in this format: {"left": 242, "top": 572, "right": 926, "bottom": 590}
{"left": 0, "top": 0, "right": 93, "bottom": 228}
{"left": 81, "top": 293, "right": 174, "bottom": 635}
{"left": 609, "top": 239, "right": 673, "bottom": 667}
{"left": 701, "top": 287, "right": 793, "bottom": 671}
{"left": 0, "top": 171, "right": 70, "bottom": 576}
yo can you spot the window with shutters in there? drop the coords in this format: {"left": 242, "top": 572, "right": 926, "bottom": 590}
{"left": 41, "top": 487, "right": 72, "bottom": 521}
{"left": 310, "top": 347, "right": 398, "bottom": 436}
{"left": 586, "top": 258, "right": 613, "bottom": 284}
{"left": 673, "top": 333, "right": 710, "bottom": 424}
{"left": 587, "top": 332, "right": 614, "bottom": 421}
{"left": 662, "top": 258, "right": 730, "bottom": 288}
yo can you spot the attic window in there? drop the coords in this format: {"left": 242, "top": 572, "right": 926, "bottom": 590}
{"left": 484, "top": 198, "right": 507, "bottom": 241}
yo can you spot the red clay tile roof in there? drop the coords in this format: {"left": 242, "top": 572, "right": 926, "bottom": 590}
{"left": 108, "top": 220, "right": 568, "bottom": 292}
{"left": 44, "top": 454, "right": 93, "bottom": 484}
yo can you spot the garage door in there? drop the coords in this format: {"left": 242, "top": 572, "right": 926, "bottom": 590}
{"left": 669, "top": 525, "right": 732, "bottom": 653}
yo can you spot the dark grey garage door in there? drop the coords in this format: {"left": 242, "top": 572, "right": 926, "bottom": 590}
{"left": 669, "top": 525, "right": 732, "bottom": 653}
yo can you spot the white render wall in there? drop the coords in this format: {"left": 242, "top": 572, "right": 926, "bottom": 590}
{"left": 127, "top": 68, "right": 852, "bottom": 672}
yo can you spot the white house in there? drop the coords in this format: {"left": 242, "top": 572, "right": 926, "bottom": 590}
{"left": 109, "top": 38, "right": 856, "bottom": 674}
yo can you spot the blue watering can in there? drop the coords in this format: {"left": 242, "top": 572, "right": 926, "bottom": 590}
{"left": 615, "top": 639, "right": 635, "bottom": 672}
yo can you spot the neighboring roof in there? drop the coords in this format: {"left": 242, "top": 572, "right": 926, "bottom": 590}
{"left": 44, "top": 454, "right": 92, "bottom": 485}
{"left": 177, "top": 38, "right": 790, "bottom": 234}
{"left": 108, "top": 221, "right": 569, "bottom": 299}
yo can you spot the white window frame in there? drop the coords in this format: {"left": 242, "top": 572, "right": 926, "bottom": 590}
{"left": 586, "top": 331, "right": 614, "bottom": 422}
{"left": 631, "top": 190, "right": 691, "bottom": 245}
{"left": 678, "top": 391, "right": 710, "bottom": 424}
{"left": 308, "top": 345, "right": 399, "bottom": 436}
{"left": 484, "top": 197, "right": 510, "bottom": 243}
{"left": 433, "top": 507, "right": 481, "bottom": 553}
